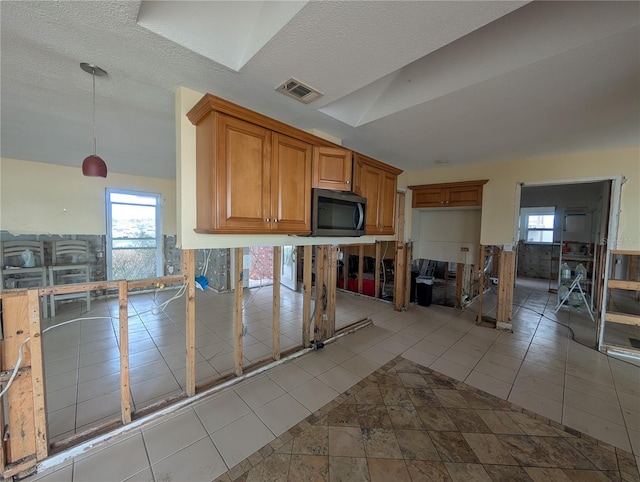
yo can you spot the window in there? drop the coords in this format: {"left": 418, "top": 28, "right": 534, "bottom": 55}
{"left": 106, "top": 189, "right": 163, "bottom": 280}
{"left": 522, "top": 207, "right": 555, "bottom": 243}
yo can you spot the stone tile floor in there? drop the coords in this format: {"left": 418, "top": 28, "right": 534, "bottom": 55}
{"left": 214, "top": 357, "right": 639, "bottom": 482}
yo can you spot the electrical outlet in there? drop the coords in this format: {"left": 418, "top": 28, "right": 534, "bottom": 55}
{"left": 460, "top": 247, "right": 469, "bottom": 252}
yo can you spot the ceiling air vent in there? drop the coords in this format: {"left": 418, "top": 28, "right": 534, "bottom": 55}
{"left": 276, "top": 78, "right": 323, "bottom": 104}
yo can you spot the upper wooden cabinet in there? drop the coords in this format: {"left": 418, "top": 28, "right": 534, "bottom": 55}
{"left": 312, "top": 147, "right": 352, "bottom": 191}
{"left": 409, "top": 180, "right": 489, "bottom": 208}
{"left": 353, "top": 153, "right": 402, "bottom": 235}
{"left": 188, "top": 94, "right": 334, "bottom": 234}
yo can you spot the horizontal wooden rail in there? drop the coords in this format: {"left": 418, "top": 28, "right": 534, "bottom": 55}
{"left": 607, "top": 279, "right": 640, "bottom": 291}
{"left": 30, "top": 275, "right": 187, "bottom": 297}
{"left": 605, "top": 312, "right": 640, "bottom": 327}
{"left": 610, "top": 250, "right": 640, "bottom": 255}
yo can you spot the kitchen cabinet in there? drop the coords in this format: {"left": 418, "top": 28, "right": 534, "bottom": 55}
{"left": 191, "top": 113, "right": 311, "bottom": 234}
{"left": 312, "top": 147, "right": 352, "bottom": 191}
{"left": 409, "top": 180, "right": 488, "bottom": 208}
{"left": 189, "top": 94, "right": 325, "bottom": 234}
{"left": 353, "top": 153, "right": 402, "bottom": 235}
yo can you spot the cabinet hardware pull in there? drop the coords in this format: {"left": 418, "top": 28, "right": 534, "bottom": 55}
{"left": 346, "top": 180, "right": 350, "bottom": 184}
{"left": 265, "top": 218, "right": 270, "bottom": 222}
{"left": 274, "top": 219, "right": 279, "bottom": 223}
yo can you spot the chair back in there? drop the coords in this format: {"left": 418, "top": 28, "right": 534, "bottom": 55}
{"left": 1, "top": 240, "right": 46, "bottom": 268}
{"left": 52, "top": 240, "right": 89, "bottom": 265}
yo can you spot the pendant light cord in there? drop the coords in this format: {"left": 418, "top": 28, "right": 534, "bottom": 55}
{"left": 92, "top": 68, "right": 97, "bottom": 156}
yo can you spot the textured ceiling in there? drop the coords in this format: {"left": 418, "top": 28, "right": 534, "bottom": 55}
{"left": 1, "top": 1, "right": 638, "bottom": 180}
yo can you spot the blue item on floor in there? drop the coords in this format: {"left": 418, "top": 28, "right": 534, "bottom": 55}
{"left": 195, "top": 275, "right": 209, "bottom": 290}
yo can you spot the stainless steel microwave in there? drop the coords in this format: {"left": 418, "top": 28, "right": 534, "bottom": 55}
{"left": 311, "top": 188, "right": 367, "bottom": 237}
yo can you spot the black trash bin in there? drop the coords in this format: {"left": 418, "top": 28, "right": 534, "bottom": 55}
{"left": 416, "top": 276, "right": 433, "bottom": 306}
{"left": 410, "top": 271, "right": 418, "bottom": 302}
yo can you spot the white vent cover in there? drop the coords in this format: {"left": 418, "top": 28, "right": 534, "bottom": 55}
{"left": 276, "top": 78, "right": 323, "bottom": 104}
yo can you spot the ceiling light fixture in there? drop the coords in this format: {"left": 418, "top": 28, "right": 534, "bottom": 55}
{"left": 80, "top": 62, "right": 108, "bottom": 178}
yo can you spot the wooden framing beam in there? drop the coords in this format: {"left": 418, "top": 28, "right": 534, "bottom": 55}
{"left": 26, "top": 290, "right": 47, "bottom": 461}
{"left": 315, "top": 246, "right": 326, "bottom": 340}
{"left": 374, "top": 242, "right": 381, "bottom": 299}
{"left": 341, "top": 245, "right": 349, "bottom": 291}
{"left": 118, "top": 280, "right": 132, "bottom": 424}
{"left": 233, "top": 248, "right": 244, "bottom": 377}
{"left": 357, "top": 245, "right": 364, "bottom": 294}
{"left": 444, "top": 263, "right": 449, "bottom": 307}
{"left": 607, "top": 279, "right": 640, "bottom": 291}
{"left": 404, "top": 243, "right": 413, "bottom": 308}
{"left": 476, "top": 245, "right": 485, "bottom": 324}
{"left": 324, "top": 247, "right": 339, "bottom": 340}
{"left": 394, "top": 242, "right": 406, "bottom": 311}
{"left": 605, "top": 312, "right": 640, "bottom": 326}
{"left": 183, "top": 249, "right": 196, "bottom": 396}
{"left": 272, "top": 246, "right": 281, "bottom": 361}
{"left": 302, "top": 245, "right": 312, "bottom": 348}
{"left": 456, "top": 263, "right": 464, "bottom": 309}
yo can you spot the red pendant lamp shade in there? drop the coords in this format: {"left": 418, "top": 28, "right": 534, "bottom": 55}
{"left": 82, "top": 155, "right": 107, "bottom": 177}
{"left": 80, "top": 62, "right": 108, "bottom": 178}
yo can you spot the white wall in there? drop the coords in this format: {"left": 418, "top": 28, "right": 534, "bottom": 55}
{"left": 411, "top": 208, "right": 481, "bottom": 264}
{"left": 176, "top": 87, "right": 396, "bottom": 249}
{"left": 399, "top": 147, "right": 640, "bottom": 251}
{"left": 0, "top": 157, "right": 176, "bottom": 235}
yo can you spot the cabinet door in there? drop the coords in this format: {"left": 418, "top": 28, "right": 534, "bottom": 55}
{"left": 359, "top": 163, "right": 383, "bottom": 234}
{"left": 217, "top": 115, "right": 271, "bottom": 232}
{"left": 412, "top": 188, "right": 445, "bottom": 208}
{"left": 312, "top": 147, "right": 352, "bottom": 191}
{"left": 446, "top": 184, "right": 482, "bottom": 207}
{"left": 272, "top": 133, "right": 312, "bottom": 234}
{"left": 378, "top": 171, "right": 397, "bottom": 234}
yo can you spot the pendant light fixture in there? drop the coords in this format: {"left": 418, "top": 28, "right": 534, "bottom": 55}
{"left": 80, "top": 62, "right": 108, "bottom": 178}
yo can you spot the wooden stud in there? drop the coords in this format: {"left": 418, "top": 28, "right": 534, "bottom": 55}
{"left": 1, "top": 293, "right": 35, "bottom": 465}
{"left": 233, "top": 248, "right": 244, "bottom": 377}
{"left": 341, "top": 245, "right": 349, "bottom": 291}
{"left": 272, "top": 246, "right": 281, "bottom": 361}
{"left": 118, "top": 280, "right": 132, "bottom": 424}
{"left": 324, "top": 247, "right": 338, "bottom": 339}
{"left": 607, "top": 279, "right": 640, "bottom": 291}
{"left": 374, "top": 242, "right": 381, "bottom": 299}
{"left": 456, "top": 263, "right": 464, "bottom": 309}
{"left": 444, "top": 263, "right": 449, "bottom": 307}
{"left": 183, "top": 249, "right": 196, "bottom": 396}
{"left": 605, "top": 312, "right": 640, "bottom": 326}
{"left": 394, "top": 242, "right": 406, "bottom": 311}
{"left": 315, "top": 246, "right": 326, "bottom": 341}
{"left": 404, "top": 242, "right": 413, "bottom": 308}
{"left": 357, "top": 245, "right": 364, "bottom": 294}
{"left": 302, "top": 245, "right": 312, "bottom": 348}
{"left": 396, "top": 191, "right": 406, "bottom": 243}
{"left": 477, "top": 245, "right": 485, "bottom": 324}
{"left": 26, "top": 290, "right": 47, "bottom": 461}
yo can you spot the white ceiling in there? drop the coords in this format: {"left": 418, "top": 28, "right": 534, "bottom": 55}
{"left": 1, "top": 1, "right": 638, "bottom": 180}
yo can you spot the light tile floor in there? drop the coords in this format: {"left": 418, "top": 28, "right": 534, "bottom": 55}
{"left": 26, "top": 277, "right": 640, "bottom": 481}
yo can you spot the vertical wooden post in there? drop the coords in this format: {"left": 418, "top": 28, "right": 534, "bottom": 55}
{"left": 118, "top": 280, "right": 132, "bottom": 424}
{"left": 477, "top": 245, "right": 485, "bottom": 324}
{"left": 26, "top": 290, "right": 47, "bottom": 460}
{"left": 444, "top": 263, "right": 449, "bottom": 307}
{"left": 272, "top": 247, "right": 281, "bottom": 361}
{"left": 341, "top": 245, "right": 349, "bottom": 290}
{"left": 183, "top": 249, "right": 196, "bottom": 396}
{"left": 394, "top": 242, "right": 406, "bottom": 311}
{"left": 374, "top": 242, "right": 382, "bottom": 299}
{"left": 404, "top": 242, "right": 413, "bottom": 308}
{"left": 456, "top": 263, "right": 464, "bottom": 309}
{"left": 315, "top": 246, "right": 326, "bottom": 341}
{"left": 324, "top": 247, "right": 338, "bottom": 339}
{"left": 357, "top": 245, "right": 364, "bottom": 294}
{"left": 233, "top": 248, "right": 244, "bottom": 377}
{"left": 2, "top": 293, "right": 36, "bottom": 464}
{"left": 302, "top": 245, "right": 312, "bottom": 348}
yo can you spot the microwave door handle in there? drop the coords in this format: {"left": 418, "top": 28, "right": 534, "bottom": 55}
{"left": 355, "top": 203, "right": 364, "bottom": 230}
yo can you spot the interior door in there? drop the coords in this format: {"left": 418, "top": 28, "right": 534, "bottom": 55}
{"left": 281, "top": 246, "right": 297, "bottom": 291}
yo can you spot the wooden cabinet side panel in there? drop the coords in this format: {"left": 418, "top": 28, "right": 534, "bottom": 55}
{"left": 361, "top": 165, "right": 383, "bottom": 234}
{"left": 379, "top": 171, "right": 398, "bottom": 234}
{"left": 195, "top": 113, "right": 216, "bottom": 230}
{"left": 312, "top": 147, "right": 352, "bottom": 191}
{"left": 446, "top": 185, "right": 482, "bottom": 207}
{"left": 217, "top": 116, "right": 271, "bottom": 231}
{"left": 272, "top": 134, "right": 312, "bottom": 233}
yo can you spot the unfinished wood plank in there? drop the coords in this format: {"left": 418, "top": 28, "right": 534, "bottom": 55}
{"left": 357, "top": 245, "right": 364, "bottom": 294}
{"left": 404, "top": 243, "right": 413, "bottom": 308}
{"left": 605, "top": 312, "right": 640, "bottom": 326}
{"left": 477, "top": 246, "right": 485, "bottom": 324}
{"left": 272, "top": 246, "right": 281, "bottom": 361}
{"left": 118, "top": 280, "right": 131, "bottom": 424}
{"left": 341, "top": 245, "right": 349, "bottom": 290}
{"left": 374, "top": 242, "right": 381, "bottom": 299}
{"left": 394, "top": 242, "right": 406, "bottom": 311}
{"left": 1, "top": 293, "right": 35, "bottom": 464}
{"left": 233, "top": 248, "right": 244, "bottom": 377}
{"left": 324, "top": 247, "right": 338, "bottom": 340}
{"left": 396, "top": 191, "right": 406, "bottom": 242}
{"left": 607, "top": 279, "right": 640, "bottom": 291}
{"left": 26, "top": 290, "right": 47, "bottom": 461}
{"left": 611, "top": 250, "right": 640, "bottom": 255}
{"left": 315, "top": 246, "right": 326, "bottom": 341}
{"left": 302, "top": 245, "right": 312, "bottom": 348}
{"left": 456, "top": 263, "right": 463, "bottom": 309}
{"left": 444, "top": 263, "right": 449, "bottom": 307}
{"left": 183, "top": 249, "right": 196, "bottom": 396}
